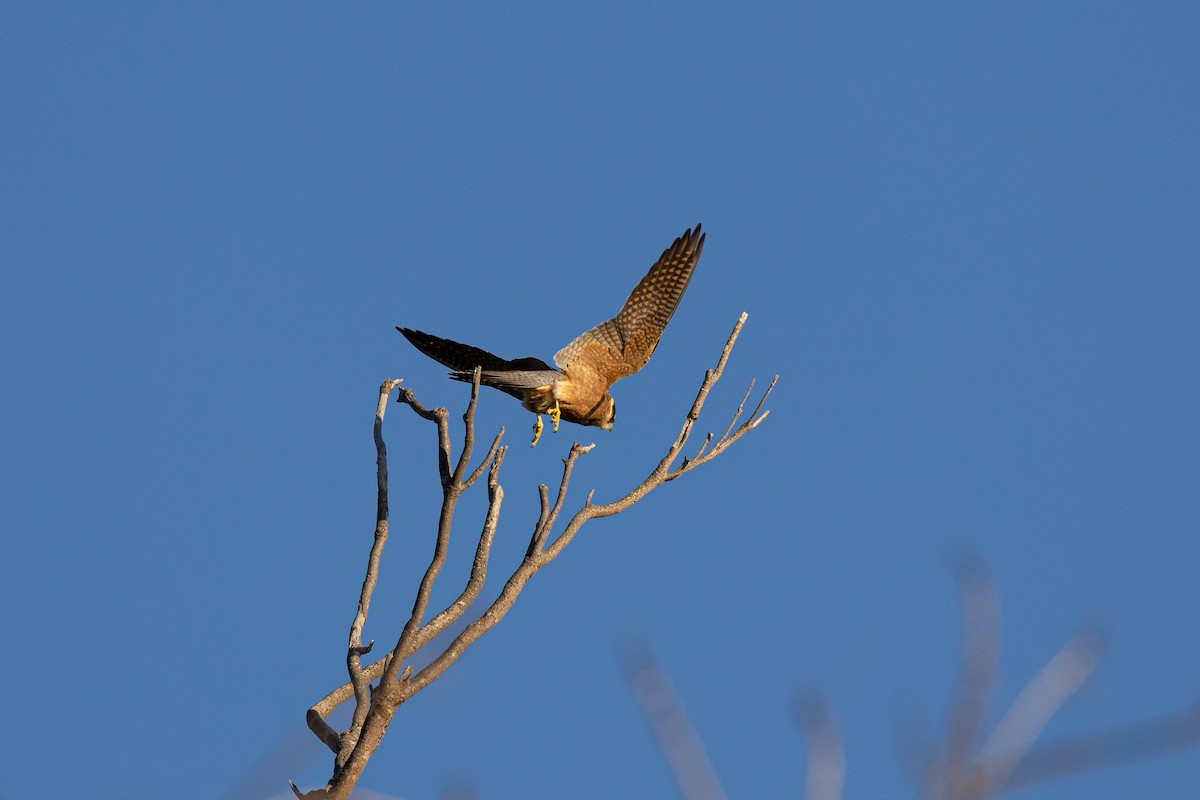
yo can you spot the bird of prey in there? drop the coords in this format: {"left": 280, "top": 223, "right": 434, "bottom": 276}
{"left": 398, "top": 223, "right": 705, "bottom": 446}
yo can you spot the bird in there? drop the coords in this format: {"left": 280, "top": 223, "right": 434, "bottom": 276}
{"left": 398, "top": 223, "right": 705, "bottom": 446}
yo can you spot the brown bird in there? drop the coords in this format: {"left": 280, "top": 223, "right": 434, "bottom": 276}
{"left": 398, "top": 223, "right": 705, "bottom": 446}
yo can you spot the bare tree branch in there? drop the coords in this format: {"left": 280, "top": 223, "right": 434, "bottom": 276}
{"left": 624, "top": 645, "right": 728, "bottom": 800}
{"left": 336, "top": 379, "right": 405, "bottom": 769}
{"left": 297, "top": 314, "right": 771, "bottom": 798}
{"left": 463, "top": 427, "right": 504, "bottom": 490}
{"left": 942, "top": 559, "right": 1001, "bottom": 775}
{"left": 971, "top": 628, "right": 1107, "bottom": 795}
{"left": 1006, "top": 702, "right": 1200, "bottom": 789}
{"left": 417, "top": 445, "right": 508, "bottom": 649}
{"left": 529, "top": 442, "right": 593, "bottom": 556}
{"left": 794, "top": 694, "right": 845, "bottom": 800}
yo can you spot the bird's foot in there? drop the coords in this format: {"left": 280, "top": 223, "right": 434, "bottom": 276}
{"left": 531, "top": 414, "right": 544, "bottom": 447}
{"left": 550, "top": 400, "right": 562, "bottom": 432}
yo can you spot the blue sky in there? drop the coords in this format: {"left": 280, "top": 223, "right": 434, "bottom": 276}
{"left": 2, "top": 3, "right": 1198, "bottom": 798}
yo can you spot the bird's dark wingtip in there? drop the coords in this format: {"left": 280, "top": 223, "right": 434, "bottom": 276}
{"left": 397, "top": 327, "right": 429, "bottom": 350}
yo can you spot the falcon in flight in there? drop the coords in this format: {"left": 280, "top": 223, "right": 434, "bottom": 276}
{"left": 398, "top": 223, "right": 705, "bottom": 446}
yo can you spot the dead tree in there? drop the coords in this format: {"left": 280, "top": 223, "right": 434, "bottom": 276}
{"left": 293, "top": 313, "right": 773, "bottom": 799}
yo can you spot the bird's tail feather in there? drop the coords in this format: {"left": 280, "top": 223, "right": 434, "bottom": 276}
{"left": 449, "top": 369, "right": 563, "bottom": 393}
{"left": 398, "top": 327, "right": 561, "bottom": 399}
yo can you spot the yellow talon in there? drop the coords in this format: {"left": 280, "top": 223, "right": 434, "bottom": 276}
{"left": 550, "top": 400, "right": 561, "bottom": 432}
{"left": 531, "top": 414, "right": 544, "bottom": 447}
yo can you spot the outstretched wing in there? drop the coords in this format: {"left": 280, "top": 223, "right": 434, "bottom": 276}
{"left": 552, "top": 223, "right": 704, "bottom": 386}
{"left": 397, "top": 327, "right": 561, "bottom": 399}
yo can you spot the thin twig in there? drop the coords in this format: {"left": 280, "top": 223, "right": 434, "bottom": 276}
{"left": 416, "top": 446, "right": 508, "bottom": 650}
{"left": 944, "top": 560, "right": 1000, "bottom": 772}
{"left": 450, "top": 368, "right": 483, "bottom": 486}
{"left": 624, "top": 645, "right": 728, "bottom": 800}
{"left": 973, "top": 629, "right": 1107, "bottom": 794}
{"left": 528, "top": 484, "right": 552, "bottom": 559}
{"left": 795, "top": 694, "right": 845, "bottom": 800}
{"left": 464, "top": 428, "right": 504, "bottom": 490}
{"left": 688, "top": 432, "right": 714, "bottom": 466}
{"left": 396, "top": 388, "right": 452, "bottom": 486}
{"left": 719, "top": 378, "right": 756, "bottom": 443}
{"left": 1006, "top": 703, "right": 1200, "bottom": 790}
{"left": 530, "top": 443, "right": 593, "bottom": 555}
